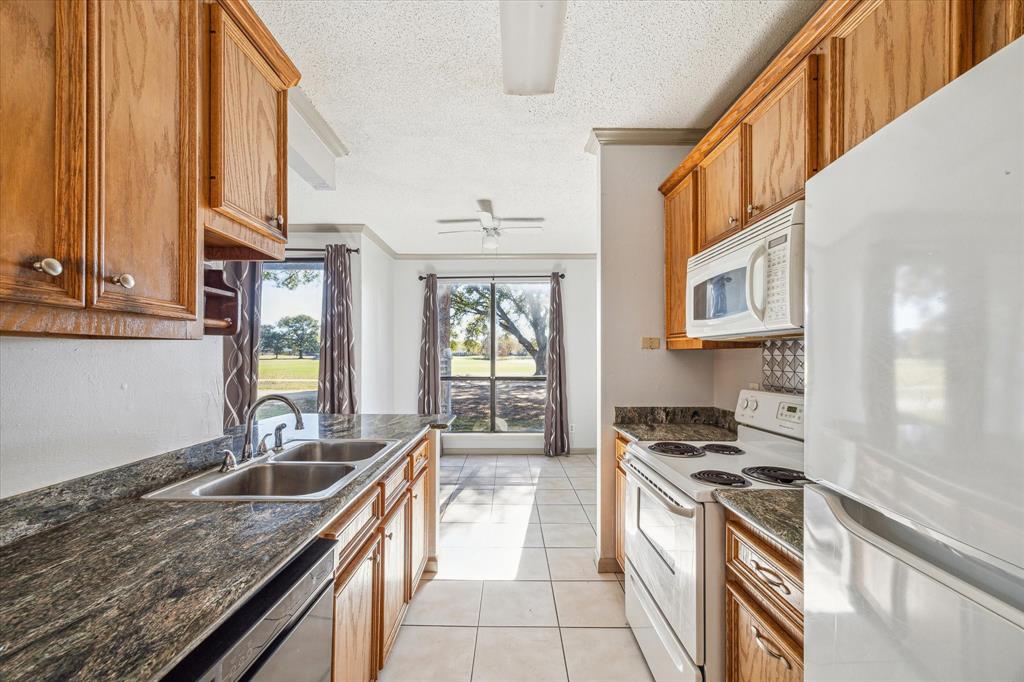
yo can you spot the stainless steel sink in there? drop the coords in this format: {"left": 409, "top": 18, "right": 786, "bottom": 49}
{"left": 268, "top": 439, "right": 395, "bottom": 464}
{"left": 194, "top": 463, "right": 355, "bottom": 499}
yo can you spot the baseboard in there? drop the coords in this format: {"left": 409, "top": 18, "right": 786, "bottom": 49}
{"left": 441, "top": 447, "right": 597, "bottom": 456}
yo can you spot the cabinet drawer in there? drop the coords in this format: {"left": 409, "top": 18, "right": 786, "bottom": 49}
{"left": 381, "top": 457, "right": 410, "bottom": 510}
{"left": 409, "top": 438, "right": 429, "bottom": 476}
{"left": 614, "top": 436, "right": 630, "bottom": 463}
{"left": 726, "top": 521, "right": 803, "bottom": 625}
{"left": 321, "top": 488, "right": 378, "bottom": 571}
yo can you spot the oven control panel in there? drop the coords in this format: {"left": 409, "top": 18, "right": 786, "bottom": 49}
{"left": 735, "top": 389, "right": 804, "bottom": 438}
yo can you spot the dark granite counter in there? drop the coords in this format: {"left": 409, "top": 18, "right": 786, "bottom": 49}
{"left": 613, "top": 405, "right": 737, "bottom": 442}
{"left": 0, "top": 414, "right": 450, "bottom": 682}
{"left": 713, "top": 489, "right": 803, "bottom": 557}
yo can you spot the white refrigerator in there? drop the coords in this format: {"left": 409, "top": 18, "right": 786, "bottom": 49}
{"left": 803, "top": 36, "right": 1024, "bottom": 682}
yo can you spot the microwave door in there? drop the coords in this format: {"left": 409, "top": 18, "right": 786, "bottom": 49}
{"left": 687, "top": 241, "right": 767, "bottom": 337}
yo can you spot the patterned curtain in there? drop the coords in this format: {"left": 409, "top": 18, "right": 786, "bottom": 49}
{"left": 544, "top": 273, "right": 570, "bottom": 456}
{"left": 223, "top": 262, "right": 262, "bottom": 428}
{"left": 417, "top": 274, "right": 441, "bottom": 415}
{"left": 318, "top": 244, "right": 358, "bottom": 414}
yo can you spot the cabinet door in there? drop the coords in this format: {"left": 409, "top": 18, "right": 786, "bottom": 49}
{"left": 828, "top": 0, "right": 957, "bottom": 160}
{"left": 743, "top": 57, "right": 818, "bottom": 222}
{"left": 333, "top": 537, "right": 377, "bottom": 682}
{"left": 615, "top": 466, "right": 626, "bottom": 572}
{"left": 380, "top": 494, "right": 408, "bottom": 668}
{"left": 726, "top": 582, "right": 803, "bottom": 682}
{"left": 409, "top": 469, "right": 427, "bottom": 595}
{"left": 697, "top": 128, "right": 743, "bottom": 250}
{"left": 90, "top": 0, "right": 198, "bottom": 320}
{"left": 0, "top": 0, "right": 85, "bottom": 308}
{"left": 664, "top": 172, "right": 696, "bottom": 341}
{"left": 972, "top": 0, "right": 1024, "bottom": 65}
{"left": 209, "top": 3, "right": 287, "bottom": 241}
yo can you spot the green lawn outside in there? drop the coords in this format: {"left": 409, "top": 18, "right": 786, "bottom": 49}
{"left": 450, "top": 355, "right": 538, "bottom": 377}
{"left": 259, "top": 356, "right": 318, "bottom": 392}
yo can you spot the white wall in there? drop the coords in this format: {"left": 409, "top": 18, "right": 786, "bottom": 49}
{"left": 712, "top": 348, "right": 762, "bottom": 410}
{"left": 391, "top": 258, "right": 598, "bottom": 452}
{"left": 358, "top": 236, "right": 395, "bottom": 412}
{"left": 595, "top": 143, "right": 718, "bottom": 564}
{"left": 0, "top": 335, "right": 223, "bottom": 498}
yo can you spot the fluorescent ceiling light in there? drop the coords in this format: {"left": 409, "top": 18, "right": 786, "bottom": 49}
{"left": 499, "top": 0, "right": 567, "bottom": 95}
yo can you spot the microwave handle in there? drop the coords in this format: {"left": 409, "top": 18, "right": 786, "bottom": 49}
{"left": 745, "top": 243, "right": 768, "bottom": 321}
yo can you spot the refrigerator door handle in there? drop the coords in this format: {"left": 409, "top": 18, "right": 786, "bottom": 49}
{"left": 811, "top": 486, "right": 1024, "bottom": 626}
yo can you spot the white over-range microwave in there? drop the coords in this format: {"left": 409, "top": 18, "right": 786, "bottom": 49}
{"left": 686, "top": 201, "right": 804, "bottom": 339}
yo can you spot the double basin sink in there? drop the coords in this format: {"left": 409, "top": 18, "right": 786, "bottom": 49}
{"left": 144, "top": 439, "right": 400, "bottom": 502}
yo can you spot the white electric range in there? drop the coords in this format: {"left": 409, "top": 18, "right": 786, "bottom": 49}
{"left": 623, "top": 389, "right": 804, "bottom": 682}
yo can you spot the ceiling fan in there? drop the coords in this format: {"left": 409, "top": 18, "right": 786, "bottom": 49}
{"left": 437, "top": 199, "right": 545, "bottom": 250}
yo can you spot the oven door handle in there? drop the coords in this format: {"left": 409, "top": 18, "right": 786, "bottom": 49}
{"left": 625, "top": 459, "right": 695, "bottom": 518}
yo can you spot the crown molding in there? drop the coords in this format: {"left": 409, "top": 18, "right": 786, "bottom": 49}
{"left": 289, "top": 88, "right": 348, "bottom": 158}
{"left": 584, "top": 127, "right": 707, "bottom": 155}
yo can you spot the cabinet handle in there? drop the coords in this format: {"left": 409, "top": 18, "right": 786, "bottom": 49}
{"left": 751, "top": 559, "right": 790, "bottom": 594}
{"left": 386, "top": 531, "right": 394, "bottom": 540}
{"left": 32, "top": 258, "right": 64, "bottom": 277}
{"left": 276, "top": 214, "right": 284, "bottom": 227}
{"left": 749, "top": 625, "right": 791, "bottom": 669}
{"left": 413, "top": 493, "right": 419, "bottom": 499}
{"left": 110, "top": 273, "right": 136, "bottom": 290}
{"left": 746, "top": 203, "right": 761, "bottom": 215}
{"left": 728, "top": 216, "right": 738, "bottom": 225}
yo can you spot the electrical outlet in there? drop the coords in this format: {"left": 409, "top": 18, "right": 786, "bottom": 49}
{"left": 569, "top": 423, "right": 576, "bottom": 433}
{"left": 641, "top": 336, "right": 661, "bottom": 350}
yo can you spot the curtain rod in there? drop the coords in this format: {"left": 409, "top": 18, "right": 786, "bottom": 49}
{"left": 418, "top": 274, "right": 564, "bottom": 281}
{"left": 284, "top": 247, "right": 360, "bottom": 254}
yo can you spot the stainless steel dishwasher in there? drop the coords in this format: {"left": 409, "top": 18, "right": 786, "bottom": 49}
{"left": 163, "top": 537, "right": 337, "bottom": 682}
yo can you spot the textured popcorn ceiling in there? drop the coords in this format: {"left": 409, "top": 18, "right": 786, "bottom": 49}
{"left": 251, "top": 0, "right": 822, "bottom": 254}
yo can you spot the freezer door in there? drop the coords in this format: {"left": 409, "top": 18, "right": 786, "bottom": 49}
{"left": 804, "top": 485, "right": 1024, "bottom": 681}
{"left": 803, "top": 38, "right": 1024, "bottom": 568}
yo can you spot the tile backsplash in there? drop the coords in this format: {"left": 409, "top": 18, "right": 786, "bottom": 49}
{"left": 761, "top": 339, "right": 804, "bottom": 394}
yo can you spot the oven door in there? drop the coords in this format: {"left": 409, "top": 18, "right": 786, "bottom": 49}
{"left": 686, "top": 236, "right": 768, "bottom": 339}
{"left": 624, "top": 456, "right": 705, "bottom": 664}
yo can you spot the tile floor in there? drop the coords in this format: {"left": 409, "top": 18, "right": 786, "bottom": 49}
{"left": 379, "top": 454, "right": 654, "bottom": 682}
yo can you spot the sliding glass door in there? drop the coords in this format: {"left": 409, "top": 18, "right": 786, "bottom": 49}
{"left": 440, "top": 280, "right": 550, "bottom": 433}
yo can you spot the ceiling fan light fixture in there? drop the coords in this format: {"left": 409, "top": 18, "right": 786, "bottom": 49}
{"left": 499, "top": 0, "right": 567, "bottom": 96}
{"left": 481, "top": 232, "right": 501, "bottom": 250}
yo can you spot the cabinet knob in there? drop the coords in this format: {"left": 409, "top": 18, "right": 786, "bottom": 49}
{"left": 386, "top": 531, "right": 394, "bottom": 540}
{"left": 276, "top": 214, "right": 284, "bottom": 228}
{"left": 32, "top": 258, "right": 63, "bottom": 276}
{"left": 111, "top": 273, "right": 136, "bottom": 289}
{"left": 728, "top": 216, "right": 738, "bottom": 225}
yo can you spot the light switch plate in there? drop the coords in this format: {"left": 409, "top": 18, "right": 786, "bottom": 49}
{"left": 641, "top": 337, "right": 661, "bottom": 350}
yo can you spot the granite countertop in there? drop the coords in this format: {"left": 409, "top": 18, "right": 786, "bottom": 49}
{"left": 614, "top": 422, "right": 737, "bottom": 442}
{"left": 0, "top": 414, "right": 450, "bottom": 682}
{"left": 713, "top": 489, "right": 803, "bottom": 557}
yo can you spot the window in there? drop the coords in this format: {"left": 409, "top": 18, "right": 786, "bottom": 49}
{"left": 440, "top": 280, "right": 550, "bottom": 432}
{"left": 258, "top": 261, "right": 323, "bottom": 408}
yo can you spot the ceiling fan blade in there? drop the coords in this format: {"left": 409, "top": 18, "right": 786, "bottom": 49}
{"left": 436, "top": 219, "right": 479, "bottom": 224}
{"left": 476, "top": 199, "right": 493, "bottom": 214}
{"left": 476, "top": 199, "right": 495, "bottom": 228}
{"left": 498, "top": 226, "right": 544, "bottom": 231}
{"left": 497, "top": 217, "right": 545, "bottom": 222}
{"left": 438, "top": 228, "right": 482, "bottom": 235}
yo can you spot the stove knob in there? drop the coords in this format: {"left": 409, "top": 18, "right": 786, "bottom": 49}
{"left": 741, "top": 398, "right": 750, "bottom": 409}
{"left": 749, "top": 398, "right": 759, "bottom": 411}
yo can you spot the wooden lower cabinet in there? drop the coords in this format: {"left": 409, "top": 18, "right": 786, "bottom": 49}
{"left": 379, "top": 492, "right": 409, "bottom": 668}
{"left": 726, "top": 581, "right": 803, "bottom": 682}
{"left": 408, "top": 469, "right": 428, "bottom": 594}
{"left": 614, "top": 465, "right": 626, "bottom": 572}
{"left": 333, "top": 535, "right": 378, "bottom": 682}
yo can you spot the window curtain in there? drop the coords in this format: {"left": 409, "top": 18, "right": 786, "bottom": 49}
{"left": 223, "top": 262, "right": 263, "bottom": 428}
{"left": 317, "top": 244, "right": 358, "bottom": 414}
{"left": 544, "top": 273, "right": 570, "bottom": 456}
{"left": 417, "top": 274, "right": 441, "bottom": 415}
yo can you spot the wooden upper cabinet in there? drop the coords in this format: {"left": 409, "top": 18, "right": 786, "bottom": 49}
{"left": 697, "top": 128, "right": 743, "bottom": 251}
{"left": 90, "top": 0, "right": 198, "bottom": 320}
{"left": 826, "top": 0, "right": 961, "bottom": 160}
{"left": 0, "top": 0, "right": 86, "bottom": 310}
{"left": 664, "top": 173, "right": 696, "bottom": 341}
{"left": 742, "top": 56, "right": 818, "bottom": 223}
{"left": 203, "top": 0, "right": 299, "bottom": 261}
{"left": 972, "top": 0, "right": 1024, "bottom": 64}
